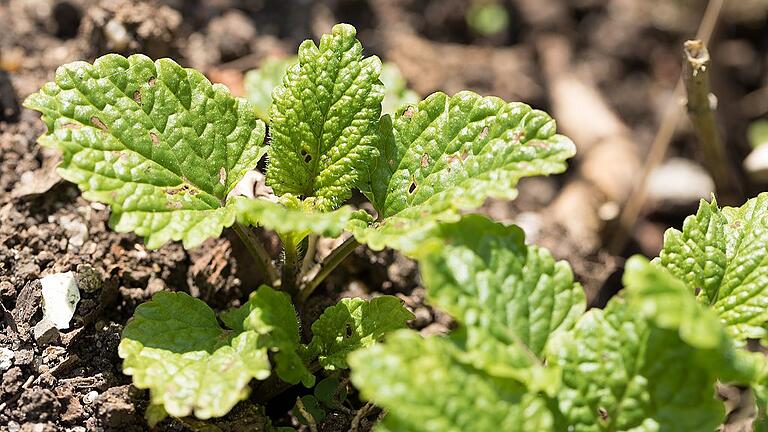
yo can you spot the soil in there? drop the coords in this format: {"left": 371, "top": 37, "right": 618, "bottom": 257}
{"left": 0, "top": 0, "right": 766, "bottom": 431}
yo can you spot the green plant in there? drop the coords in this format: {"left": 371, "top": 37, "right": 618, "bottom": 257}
{"left": 24, "top": 22, "right": 575, "bottom": 427}
{"left": 349, "top": 195, "right": 768, "bottom": 431}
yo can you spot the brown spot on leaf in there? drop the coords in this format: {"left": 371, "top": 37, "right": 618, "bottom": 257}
{"left": 460, "top": 149, "right": 469, "bottom": 161}
{"left": 133, "top": 90, "right": 142, "bottom": 104}
{"left": 219, "top": 167, "right": 227, "bottom": 186}
{"left": 598, "top": 407, "right": 609, "bottom": 421}
{"left": 420, "top": 153, "right": 429, "bottom": 167}
{"left": 91, "top": 116, "right": 108, "bottom": 132}
{"left": 403, "top": 106, "right": 416, "bottom": 118}
{"left": 479, "top": 126, "right": 489, "bottom": 139}
{"left": 150, "top": 132, "right": 159, "bottom": 145}
{"left": 165, "top": 183, "right": 198, "bottom": 196}
{"left": 148, "top": 77, "right": 156, "bottom": 86}
{"left": 166, "top": 200, "right": 183, "bottom": 209}
{"left": 63, "top": 123, "right": 82, "bottom": 130}
{"left": 529, "top": 140, "right": 549, "bottom": 149}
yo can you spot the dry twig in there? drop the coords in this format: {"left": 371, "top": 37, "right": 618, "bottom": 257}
{"left": 683, "top": 39, "right": 740, "bottom": 201}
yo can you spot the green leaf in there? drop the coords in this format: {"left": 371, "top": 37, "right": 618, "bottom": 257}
{"left": 314, "top": 376, "right": 347, "bottom": 408}
{"left": 24, "top": 54, "right": 267, "bottom": 249}
{"left": 267, "top": 23, "right": 384, "bottom": 211}
{"left": 552, "top": 258, "right": 762, "bottom": 431}
{"left": 234, "top": 195, "right": 369, "bottom": 244}
{"left": 417, "top": 215, "right": 585, "bottom": 360}
{"left": 309, "top": 296, "right": 413, "bottom": 370}
{"left": 119, "top": 292, "right": 271, "bottom": 419}
{"left": 349, "top": 330, "right": 555, "bottom": 432}
{"left": 351, "top": 92, "right": 575, "bottom": 253}
{"left": 236, "top": 285, "right": 315, "bottom": 386}
{"left": 244, "top": 56, "right": 297, "bottom": 122}
{"left": 748, "top": 120, "right": 768, "bottom": 149}
{"left": 657, "top": 193, "right": 768, "bottom": 340}
{"left": 551, "top": 299, "right": 725, "bottom": 431}
{"left": 380, "top": 62, "right": 419, "bottom": 115}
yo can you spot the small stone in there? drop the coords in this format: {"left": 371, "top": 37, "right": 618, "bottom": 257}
{"left": 83, "top": 390, "right": 99, "bottom": 405}
{"left": 34, "top": 318, "right": 61, "bottom": 346}
{"left": 647, "top": 158, "right": 714, "bottom": 207}
{"left": 744, "top": 144, "right": 768, "bottom": 182}
{"left": 0, "top": 347, "right": 13, "bottom": 371}
{"left": 14, "top": 348, "right": 34, "bottom": 365}
{"left": 75, "top": 264, "right": 102, "bottom": 293}
{"left": 40, "top": 272, "right": 80, "bottom": 330}
{"left": 7, "top": 421, "right": 20, "bottom": 432}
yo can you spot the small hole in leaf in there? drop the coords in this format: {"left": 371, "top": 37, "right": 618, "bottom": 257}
{"left": 408, "top": 182, "right": 417, "bottom": 194}
{"left": 148, "top": 77, "right": 156, "bottom": 86}
{"left": 344, "top": 324, "right": 353, "bottom": 338}
{"left": 304, "top": 154, "right": 312, "bottom": 163}
{"left": 133, "top": 90, "right": 141, "bottom": 104}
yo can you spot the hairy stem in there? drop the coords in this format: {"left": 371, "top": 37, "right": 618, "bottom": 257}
{"left": 297, "top": 236, "right": 360, "bottom": 304}
{"left": 232, "top": 223, "right": 280, "bottom": 286}
{"left": 281, "top": 234, "right": 300, "bottom": 297}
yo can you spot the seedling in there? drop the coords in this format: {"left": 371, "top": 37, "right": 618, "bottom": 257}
{"left": 26, "top": 21, "right": 761, "bottom": 431}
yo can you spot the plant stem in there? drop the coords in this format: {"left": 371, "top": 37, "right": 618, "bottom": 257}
{"left": 297, "top": 236, "right": 360, "bottom": 304}
{"left": 295, "top": 396, "right": 319, "bottom": 432}
{"left": 301, "top": 234, "right": 318, "bottom": 274}
{"left": 281, "top": 234, "right": 300, "bottom": 297}
{"left": 607, "top": 0, "right": 724, "bottom": 254}
{"left": 232, "top": 223, "right": 280, "bottom": 286}
{"left": 683, "top": 39, "right": 740, "bottom": 202}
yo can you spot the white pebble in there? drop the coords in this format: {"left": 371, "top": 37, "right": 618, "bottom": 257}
{"left": 41, "top": 272, "right": 81, "bottom": 330}
{"left": 0, "top": 347, "right": 13, "bottom": 371}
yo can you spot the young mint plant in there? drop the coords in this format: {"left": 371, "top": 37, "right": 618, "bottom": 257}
{"left": 25, "top": 22, "right": 580, "bottom": 426}
{"left": 349, "top": 210, "right": 768, "bottom": 431}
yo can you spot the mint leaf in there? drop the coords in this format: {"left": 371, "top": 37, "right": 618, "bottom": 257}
{"left": 380, "top": 62, "right": 419, "bottom": 115}
{"left": 552, "top": 299, "right": 724, "bottom": 431}
{"left": 244, "top": 56, "right": 297, "bottom": 122}
{"left": 24, "top": 54, "right": 267, "bottom": 249}
{"left": 234, "top": 196, "right": 368, "bottom": 243}
{"left": 351, "top": 92, "right": 575, "bottom": 253}
{"left": 657, "top": 193, "right": 768, "bottom": 340}
{"left": 417, "top": 215, "right": 585, "bottom": 360}
{"left": 309, "top": 296, "right": 413, "bottom": 370}
{"left": 267, "top": 24, "right": 383, "bottom": 211}
{"left": 349, "top": 330, "right": 554, "bottom": 432}
{"left": 552, "top": 258, "right": 762, "bottom": 431}
{"left": 237, "top": 285, "right": 314, "bottom": 386}
{"left": 119, "top": 292, "right": 271, "bottom": 419}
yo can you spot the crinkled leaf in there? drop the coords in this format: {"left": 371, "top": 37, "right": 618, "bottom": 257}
{"left": 552, "top": 258, "right": 761, "bottom": 432}
{"left": 657, "top": 193, "right": 768, "bottom": 340}
{"left": 380, "top": 62, "right": 419, "bottom": 115}
{"left": 234, "top": 195, "right": 370, "bottom": 243}
{"left": 24, "top": 54, "right": 267, "bottom": 249}
{"left": 244, "top": 56, "right": 297, "bottom": 121}
{"left": 267, "top": 24, "right": 383, "bottom": 211}
{"left": 416, "top": 215, "right": 585, "bottom": 361}
{"left": 552, "top": 300, "right": 724, "bottom": 431}
{"left": 349, "top": 330, "right": 554, "bottom": 432}
{"left": 235, "top": 285, "right": 315, "bottom": 386}
{"left": 119, "top": 292, "right": 271, "bottom": 419}
{"left": 309, "top": 296, "right": 413, "bottom": 370}
{"left": 351, "top": 91, "right": 575, "bottom": 253}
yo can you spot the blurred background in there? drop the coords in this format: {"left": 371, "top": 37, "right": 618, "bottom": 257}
{"left": 0, "top": 0, "right": 767, "bottom": 429}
